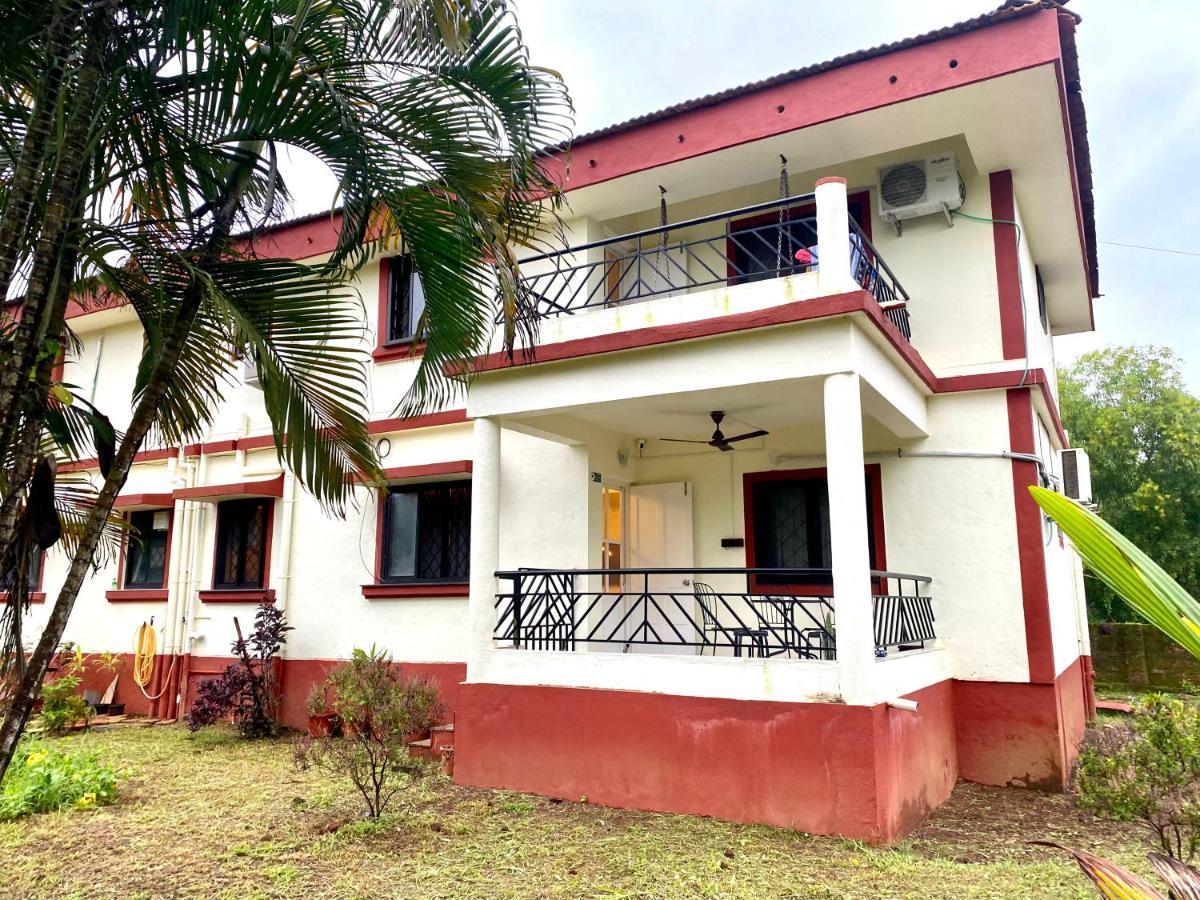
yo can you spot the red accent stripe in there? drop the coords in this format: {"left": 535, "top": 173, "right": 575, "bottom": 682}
{"left": 1007, "top": 388, "right": 1055, "bottom": 684}
{"left": 544, "top": 12, "right": 1063, "bottom": 195}
{"left": 58, "top": 446, "right": 176, "bottom": 474}
{"left": 197, "top": 588, "right": 277, "bottom": 604}
{"left": 989, "top": 170, "right": 1026, "bottom": 360}
{"left": 368, "top": 409, "right": 469, "bottom": 434}
{"left": 175, "top": 474, "right": 284, "bottom": 500}
{"left": 113, "top": 492, "right": 175, "bottom": 509}
{"left": 361, "top": 583, "right": 469, "bottom": 599}
{"left": 105, "top": 589, "right": 168, "bottom": 602}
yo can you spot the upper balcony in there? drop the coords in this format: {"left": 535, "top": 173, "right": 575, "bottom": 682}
{"left": 519, "top": 189, "right": 913, "bottom": 341}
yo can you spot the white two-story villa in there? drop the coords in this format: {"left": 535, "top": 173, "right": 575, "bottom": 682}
{"left": 23, "top": 0, "right": 1098, "bottom": 843}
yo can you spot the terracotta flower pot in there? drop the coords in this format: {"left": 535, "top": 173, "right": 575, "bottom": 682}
{"left": 308, "top": 713, "right": 338, "bottom": 738}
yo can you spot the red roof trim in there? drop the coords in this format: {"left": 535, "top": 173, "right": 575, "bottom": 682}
{"left": 543, "top": 8, "right": 1064, "bottom": 194}
{"left": 59, "top": 446, "right": 175, "bottom": 474}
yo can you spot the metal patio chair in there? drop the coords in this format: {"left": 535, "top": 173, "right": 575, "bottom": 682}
{"left": 694, "top": 581, "right": 767, "bottom": 657}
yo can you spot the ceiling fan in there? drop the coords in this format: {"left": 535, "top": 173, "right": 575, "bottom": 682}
{"left": 660, "top": 411, "right": 769, "bottom": 453}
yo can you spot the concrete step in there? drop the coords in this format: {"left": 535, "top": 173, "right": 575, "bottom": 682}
{"left": 431, "top": 723, "right": 455, "bottom": 754}
{"left": 407, "top": 737, "right": 437, "bottom": 760}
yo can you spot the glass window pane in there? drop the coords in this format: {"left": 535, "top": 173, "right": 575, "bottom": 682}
{"left": 384, "top": 492, "right": 417, "bottom": 578}
{"left": 127, "top": 510, "right": 169, "bottom": 588}
{"left": 409, "top": 269, "right": 425, "bottom": 334}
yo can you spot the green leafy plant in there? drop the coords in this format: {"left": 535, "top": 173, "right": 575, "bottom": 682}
{"left": 1058, "top": 347, "right": 1200, "bottom": 622}
{"left": 1075, "top": 694, "right": 1200, "bottom": 860}
{"left": 0, "top": 740, "right": 119, "bottom": 819}
{"left": 1029, "top": 486, "right": 1200, "bottom": 661}
{"left": 0, "top": 0, "right": 572, "bottom": 783}
{"left": 295, "top": 649, "right": 442, "bottom": 819}
{"left": 186, "top": 604, "right": 292, "bottom": 738}
{"left": 37, "top": 675, "right": 90, "bottom": 735}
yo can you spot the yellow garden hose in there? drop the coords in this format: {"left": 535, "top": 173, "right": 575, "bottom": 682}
{"left": 133, "top": 621, "right": 176, "bottom": 701}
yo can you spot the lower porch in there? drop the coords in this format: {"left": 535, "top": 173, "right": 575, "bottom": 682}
{"left": 494, "top": 566, "right": 935, "bottom": 660}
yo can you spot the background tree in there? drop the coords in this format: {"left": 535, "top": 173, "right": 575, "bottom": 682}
{"left": 1059, "top": 346, "right": 1200, "bottom": 620}
{"left": 0, "top": 0, "right": 571, "bottom": 780}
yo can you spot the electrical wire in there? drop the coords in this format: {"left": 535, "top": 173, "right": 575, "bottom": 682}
{"left": 1099, "top": 240, "right": 1200, "bottom": 257}
{"left": 949, "top": 208, "right": 1031, "bottom": 387}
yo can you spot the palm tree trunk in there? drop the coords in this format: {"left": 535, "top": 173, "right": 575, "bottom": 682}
{"left": 0, "top": 12, "right": 106, "bottom": 560}
{"left": 0, "top": 1, "right": 83, "bottom": 433}
{"left": 0, "top": 193, "right": 249, "bottom": 780}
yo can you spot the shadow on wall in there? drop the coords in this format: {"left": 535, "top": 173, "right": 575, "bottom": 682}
{"left": 1091, "top": 624, "right": 1200, "bottom": 691}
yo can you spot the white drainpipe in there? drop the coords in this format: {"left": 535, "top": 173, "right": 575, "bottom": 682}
{"left": 273, "top": 473, "right": 299, "bottom": 624}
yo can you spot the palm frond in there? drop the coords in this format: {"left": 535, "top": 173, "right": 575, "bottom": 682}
{"left": 1029, "top": 486, "right": 1200, "bottom": 662}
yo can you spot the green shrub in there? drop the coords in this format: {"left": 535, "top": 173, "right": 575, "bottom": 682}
{"left": 295, "top": 647, "right": 443, "bottom": 819}
{"left": 1075, "top": 694, "right": 1200, "bottom": 860}
{"left": 38, "top": 675, "right": 91, "bottom": 735}
{"left": 0, "top": 741, "right": 121, "bottom": 819}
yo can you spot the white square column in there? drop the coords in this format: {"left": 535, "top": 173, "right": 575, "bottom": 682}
{"left": 466, "top": 416, "right": 502, "bottom": 673}
{"left": 823, "top": 372, "right": 875, "bottom": 705}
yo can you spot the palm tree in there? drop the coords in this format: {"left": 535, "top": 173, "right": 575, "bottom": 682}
{"left": 0, "top": 0, "right": 571, "bottom": 778}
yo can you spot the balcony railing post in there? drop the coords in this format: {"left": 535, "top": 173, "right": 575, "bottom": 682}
{"left": 814, "top": 177, "right": 855, "bottom": 295}
{"left": 512, "top": 572, "right": 523, "bottom": 649}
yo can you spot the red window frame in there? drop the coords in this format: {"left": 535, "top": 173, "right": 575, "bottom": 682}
{"left": 207, "top": 497, "right": 274, "bottom": 595}
{"left": 373, "top": 256, "right": 426, "bottom": 362}
{"left": 108, "top": 508, "right": 174, "bottom": 602}
{"left": 742, "top": 464, "right": 886, "bottom": 596}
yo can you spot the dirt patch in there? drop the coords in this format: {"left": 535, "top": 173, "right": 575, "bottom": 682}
{"left": 911, "top": 780, "right": 1144, "bottom": 864}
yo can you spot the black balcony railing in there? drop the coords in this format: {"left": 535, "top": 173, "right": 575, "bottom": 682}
{"left": 493, "top": 567, "right": 934, "bottom": 659}
{"left": 516, "top": 194, "right": 913, "bottom": 340}
{"left": 849, "top": 218, "right": 912, "bottom": 340}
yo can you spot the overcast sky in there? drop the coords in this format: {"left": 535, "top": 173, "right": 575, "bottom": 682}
{"left": 293, "top": 1, "right": 1200, "bottom": 385}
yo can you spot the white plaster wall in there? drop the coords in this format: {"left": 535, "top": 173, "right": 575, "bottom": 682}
{"left": 881, "top": 391, "right": 1030, "bottom": 683}
{"left": 1036, "top": 417, "right": 1087, "bottom": 676}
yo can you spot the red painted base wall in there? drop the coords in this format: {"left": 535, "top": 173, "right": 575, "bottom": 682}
{"left": 453, "top": 679, "right": 957, "bottom": 845}
{"left": 954, "top": 656, "right": 1089, "bottom": 791}
{"left": 48, "top": 654, "right": 466, "bottom": 732}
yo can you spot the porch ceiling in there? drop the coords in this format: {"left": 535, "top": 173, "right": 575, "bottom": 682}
{"left": 466, "top": 315, "right": 929, "bottom": 441}
{"left": 500, "top": 373, "right": 911, "bottom": 450}
{"left": 563, "top": 65, "right": 1090, "bottom": 335}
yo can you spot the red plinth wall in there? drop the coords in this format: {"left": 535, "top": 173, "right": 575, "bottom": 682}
{"left": 454, "top": 679, "right": 958, "bottom": 845}
{"left": 954, "top": 655, "right": 1092, "bottom": 791}
{"left": 453, "top": 657, "right": 1095, "bottom": 844}
{"left": 52, "top": 654, "right": 466, "bottom": 731}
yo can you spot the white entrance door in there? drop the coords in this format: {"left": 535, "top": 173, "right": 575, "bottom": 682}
{"left": 627, "top": 482, "right": 696, "bottom": 655}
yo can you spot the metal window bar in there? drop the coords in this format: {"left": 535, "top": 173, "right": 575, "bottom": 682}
{"left": 847, "top": 217, "right": 913, "bottom": 340}
{"left": 494, "top": 567, "right": 933, "bottom": 658}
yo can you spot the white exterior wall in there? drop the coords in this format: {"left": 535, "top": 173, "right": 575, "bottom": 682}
{"left": 21, "top": 149, "right": 1087, "bottom": 711}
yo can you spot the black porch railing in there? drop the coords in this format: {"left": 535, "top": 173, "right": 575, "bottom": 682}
{"left": 493, "top": 567, "right": 934, "bottom": 659}
{"left": 516, "top": 194, "right": 913, "bottom": 340}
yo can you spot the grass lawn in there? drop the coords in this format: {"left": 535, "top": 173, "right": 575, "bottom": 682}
{"left": 0, "top": 724, "right": 1155, "bottom": 899}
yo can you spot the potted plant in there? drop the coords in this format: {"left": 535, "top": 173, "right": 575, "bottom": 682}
{"left": 305, "top": 683, "right": 340, "bottom": 738}
{"left": 326, "top": 644, "right": 391, "bottom": 740}
{"left": 90, "top": 651, "right": 125, "bottom": 716}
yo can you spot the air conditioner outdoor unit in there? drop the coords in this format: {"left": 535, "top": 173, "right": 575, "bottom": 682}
{"left": 1061, "top": 448, "right": 1093, "bottom": 504}
{"left": 242, "top": 353, "right": 262, "bottom": 390}
{"left": 877, "top": 153, "right": 965, "bottom": 232}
